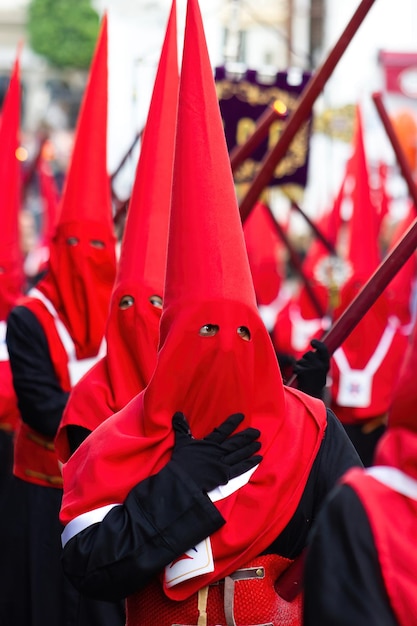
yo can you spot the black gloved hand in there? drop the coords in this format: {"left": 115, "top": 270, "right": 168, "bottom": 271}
{"left": 293, "top": 338, "right": 330, "bottom": 398}
{"left": 170, "top": 412, "right": 262, "bottom": 493}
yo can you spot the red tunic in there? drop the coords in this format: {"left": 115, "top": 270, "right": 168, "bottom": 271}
{"left": 342, "top": 463, "right": 417, "bottom": 626}
{"left": 128, "top": 554, "right": 302, "bottom": 626}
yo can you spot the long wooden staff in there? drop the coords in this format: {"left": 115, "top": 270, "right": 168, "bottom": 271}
{"left": 239, "top": 0, "right": 379, "bottom": 223}
{"left": 290, "top": 201, "right": 337, "bottom": 255}
{"left": 110, "top": 129, "right": 142, "bottom": 183}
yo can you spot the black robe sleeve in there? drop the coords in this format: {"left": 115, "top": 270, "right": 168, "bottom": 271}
{"left": 264, "top": 409, "right": 363, "bottom": 559}
{"left": 6, "top": 305, "right": 70, "bottom": 438}
{"left": 303, "top": 484, "right": 397, "bottom": 626}
{"left": 61, "top": 462, "right": 225, "bottom": 601}
{"left": 62, "top": 408, "right": 362, "bottom": 602}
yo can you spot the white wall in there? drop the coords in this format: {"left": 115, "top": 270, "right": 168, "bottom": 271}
{"left": 93, "top": 0, "right": 224, "bottom": 196}
{"left": 303, "top": 0, "right": 417, "bottom": 222}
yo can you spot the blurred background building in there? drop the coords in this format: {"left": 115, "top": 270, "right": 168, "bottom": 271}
{"left": 0, "top": 0, "right": 417, "bottom": 240}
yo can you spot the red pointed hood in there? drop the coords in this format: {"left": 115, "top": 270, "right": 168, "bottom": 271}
{"left": 337, "top": 106, "right": 380, "bottom": 311}
{"left": 35, "top": 14, "right": 116, "bottom": 359}
{"left": 160, "top": 18, "right": 257, "bottom": 318}
{"left": 374, "top": 317, "right": 417, "bottom": 482}
{"left": 61, "top": 0, "right": 326, "bottom": 599}
{"left": 348, "top": 106, "right": 380, "bottom": 276}
{"left": 57, "top": 14, "right": 112, "bottom": 229}
{"left": 384, "top": 203, "right": 417, "bottom": 326}
{"left": 0, "top": 47, "right": 24, "bottom": 320}
{"left": 145, "top": 0, "right": 265, "bottom": 428}
{"left": 330, "top": 108, "right": 407, "bottom": 421}
{"left": 103, "top": 0, "right": 179, "bottom": 408}
{"left": 243, "top": 201, "right": 284, "bottom": 306}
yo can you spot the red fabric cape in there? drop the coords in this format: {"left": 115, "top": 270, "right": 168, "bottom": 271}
{"left": 16, "top": 295, "right": 71, "bottom": 391}
{"left": 61, "top": 301, "right": 326, "bottom": 600}
{"left": 330, "top": 286, "right": 406, "bottom": 423}
{"left": 342, "top": 433, "right": 417, "bottom": 626}
{"left": 389, "top": 321, "right": 417, "bottom": 426}
{"left": 55, "top": 358, "right": 111, "bottom": 463}
{"left": 243, "top": 202, "right": 283, "bottom": 306}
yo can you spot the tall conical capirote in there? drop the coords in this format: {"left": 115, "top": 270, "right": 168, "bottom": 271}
{"left": 384, "top": 202, "right": 417, "bottom": 325}
{"left": 57, "top": 13, "right": 112, "bottom": 229}
{"left": 330, "top": 111, "right": 406, "bottom": 423}
{"left": 35, "top": 14, "right": 117, "bottom": 359}
{"left": 116, "top": 0, "right": 178, "bottom": 296}
{"left": 0, "top": 45, "right": 24, "bottom": 319}
{"left": 105, "top": 0, "right": 179, "bottom": 402}
{"left": 345, "top": 105, "right": 380, "bottom": 281}
{"left": 243, "top": 201, "right": 284, "bottom": 306}
{"left": 160, "top": 0, "right": 257, "bottom": 321}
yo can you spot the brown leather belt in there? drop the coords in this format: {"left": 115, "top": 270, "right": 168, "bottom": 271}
{"left": 27, "top": 431, "right": 56, "bottom": 450}
{"left": 172, "top": 565, "right": 272, "bottom": 626}
{"left": 0, "top": 423, "right": 14, "bottom": 433}
{"left": 24, "top": 469, "right": 63, "bottom": 486}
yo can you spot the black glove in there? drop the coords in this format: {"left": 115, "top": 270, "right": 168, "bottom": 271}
{"left": 170, "top": 412, "right": 262, "bottom": 493}
{"left": 293, "top": 338, "right": 330, "bottom": 398}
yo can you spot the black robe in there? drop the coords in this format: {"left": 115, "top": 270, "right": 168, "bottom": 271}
{"left": 0, "top": 306, "right": 125, "bottom": 626}
{"left": 62, "top": 410, "right": 362, "bottom": 604}
{"left": 304, "top": 483, "right": 397, "bottom": 625}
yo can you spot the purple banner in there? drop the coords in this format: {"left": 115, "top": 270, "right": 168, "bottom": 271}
{"left": 215, "top": 66, "right": 313, "bottom": 189}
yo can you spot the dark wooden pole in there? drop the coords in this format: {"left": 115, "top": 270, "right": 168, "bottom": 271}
{"left": 290, "top": 201, "right": 337, "bottom": 255}
{"left": 110, "top": 130, "right": 143, "bottom": 227}
{"left": 110, "top": 129, "right": 142, "bottom": 183}
{"left": 239, "top": 0, "right": 378, "bottom": 223}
